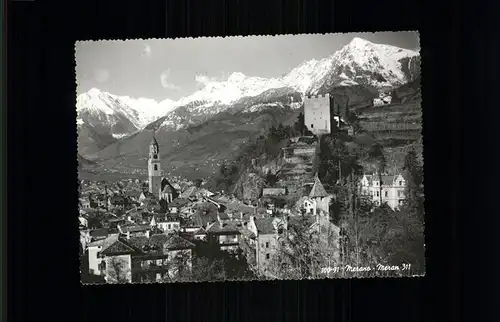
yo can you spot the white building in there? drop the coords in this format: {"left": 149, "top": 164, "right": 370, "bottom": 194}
{"left": 373, "top": 92, "right": 392, "bottom": 107}
{"left": 360, "top": 173, "right": 406, "bottom": 210}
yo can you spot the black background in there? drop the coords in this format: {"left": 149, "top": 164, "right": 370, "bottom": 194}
{"left": 6, "top": 0, "right": 498, "bottom": 321}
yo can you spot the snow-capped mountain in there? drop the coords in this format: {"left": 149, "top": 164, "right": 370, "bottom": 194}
{"left": 307, "top": 37, "right": 419, "bottom": 93}
{"left": 78, "top": 37, "right": 419, "bottom": 137}
{"left": 151, "top": 37, "right": 418, "bottom": 130}
{"left": 76, "top": 88, "right": 176, "bottom": 137}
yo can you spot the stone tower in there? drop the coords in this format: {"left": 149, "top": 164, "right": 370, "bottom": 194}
{"left": 303, "top": 93, "right": 331, "bottom": 136}
{"left": 148, "top": 135, "right": 162, "bottom": 199}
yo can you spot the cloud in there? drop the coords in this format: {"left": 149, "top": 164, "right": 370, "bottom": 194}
{"left": 142, "top": 44, "right": 152, "bottom": 57}
{"left": 160, "top": 69, "right": 180, "bottom": 90}
{"left": 195, "top": 74, "right": 217, "bottom": 85}
{"left": 94, "top": 69, "right": 110, "bottom": 83}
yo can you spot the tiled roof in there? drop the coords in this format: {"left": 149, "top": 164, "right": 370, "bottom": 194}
{"left": 126, "top": 234, "right": 195, "bottom": 255}
{"left": 240, "top": 228, "right": 256, "bottom": 239}
{"left": 89, "top": 228, "right": 109, "bottom": 238}
{"left": 162, "top": 184, "right": 175, "bottom": 194}
{"left": 218, "top": 212, "right": 230, "bottom": 220}
{"left": 309, "top": 175, "right": 328, "bottom": 198}
{"left": 180, "top": 186, "right": 196, "bottom": 199}
{"left": 161, "top": 178, "right": 177, "bottom": 193}
{"left": 100, "top": 234, "right": 138, "bottom": 256}
{"left": 254, "top": 218, "right": 275, "bottom": 235}
{"left": 225, "top": 201, "right": 256, "bottom": 214}
{"left": 288, "top": 216, "right": 316, "bottom": 229}
{"left": 164, "top": 235, "right": 195, "bottom": 250}
{"left": 121, "top": 224, "right": 150, "bottom": 233}
{"left": 207, "top": 221, "right": 242, "bottom": 234}
{"left": 169, "top": 198, "right": 189, "bottom": 208}
{"left": 87, "top": 239, "right": 105, "bottom": 248}
{"left": 194, "top": 227, "right": 207, "bottom": 235}
{"left": 381, "top": 175, "right": 396, "bottom": 186}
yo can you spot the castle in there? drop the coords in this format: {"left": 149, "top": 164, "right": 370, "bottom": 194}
{"left": 303, "top": 93, "right": 348, "bottom": 136}
{"left": 303, "top": 93, "right": 332, "bottom": 136}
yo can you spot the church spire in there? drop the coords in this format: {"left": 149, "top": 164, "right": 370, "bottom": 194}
{"left": 309, "top": 173, "right": 328, "bottom": 199}
{"left": 150, "top": 133, "right": 159, "bottom": 150}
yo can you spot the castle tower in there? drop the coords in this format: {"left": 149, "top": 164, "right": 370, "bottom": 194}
{"left": 303, "top": 93, "right": 331, "bottom": 136}
{"left": 148, "top": 135, "right": 162, "bottom": 199}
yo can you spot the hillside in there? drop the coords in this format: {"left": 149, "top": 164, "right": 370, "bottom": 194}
{"left": 77, "top": 122, "right": 117, "bottom": 156}
{"left": 97, "top": 106, "right": 301, "bottom": 180}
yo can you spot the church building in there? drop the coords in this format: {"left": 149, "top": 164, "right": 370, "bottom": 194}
{"left": 147, "top": 135, "right": 179, "bottom": 203}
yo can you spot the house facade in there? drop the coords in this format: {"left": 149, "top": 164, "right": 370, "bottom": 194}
{"left": 360, "top": 173, "right": 406, "bottom": 210}
{"left": 244, "top": 216, "right": 287, "bottom": 276}
{"left": 94, "top": 233, "right": 195, "bottom": 283}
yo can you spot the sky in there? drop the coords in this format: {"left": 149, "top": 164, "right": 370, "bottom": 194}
{"left": 75, "top": 31, "right": 419, "bottom": 101}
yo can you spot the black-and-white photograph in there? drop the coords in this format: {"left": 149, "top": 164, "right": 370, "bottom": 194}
{"left": 77, "top": 31, "right": 424, "bottom": 284}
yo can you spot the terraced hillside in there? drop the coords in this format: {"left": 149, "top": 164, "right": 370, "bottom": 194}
{"left": 356, "top": 98, "right": 423, "bottom": 174}
{"left": 357, "top": 100, "right": 422, "bottom": 147}
{"left": 276, "top": 144, "right": 319, "bottom": 200}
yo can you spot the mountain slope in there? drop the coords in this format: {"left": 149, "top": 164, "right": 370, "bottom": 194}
{"left": 77, "top": 122, "right": 117, "bottom": 156}
{"left": 77, "top": 88, "right": 176, "bottom": 138}
{"left": 99, "top": 106, "right": 301, "bottom": 179}
{"left": 311, "top": 38, "right": 419, "bottom": 94}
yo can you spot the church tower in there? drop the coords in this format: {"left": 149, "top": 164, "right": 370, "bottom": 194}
{"left": 148, "top": 135, "right": 162, "bottom": 199}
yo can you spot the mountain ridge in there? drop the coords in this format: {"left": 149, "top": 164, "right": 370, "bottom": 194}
{"left": 78, "top": 37, "right": 421, "bottom": 175}
{"left": 77, "top": 37, "right": 419, "bottom": 135}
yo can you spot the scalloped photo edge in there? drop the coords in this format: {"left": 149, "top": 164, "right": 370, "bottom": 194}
{"left": 76, "top": 31, "right": 425, "bottom": 285}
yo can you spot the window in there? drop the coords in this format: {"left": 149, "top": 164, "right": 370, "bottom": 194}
{"left": 265, "top": 242, "right": 270, "bottom": 248}
{"left": 310, "top": 124, "right": 314, "bottom": 128}
{"left": 384, "top": 191, "right": 388, "bottom": 197}
{"left": 399, "top": 181, "right": 403, "bottom": 186}
{"left": 167, "top": 224, "right": 171, "bottom": 230}
{"left": 398, "top": 190, "right": 403, "bottom": 197}
{"left": 153, "top": 154, "right": 158, "bottom": 160}
{"left": 154, "top": 165, "right": 158, "bottom": 171}
{"left": 376, "top": 191, "right": 380, "bottom": 197}
{"left": 156, "top": 273, "right": 162, "bottom": 281}
{"left": 98, "top": 261, "right": 106, "bottom": 271}
{"left": 156, "top": 259, "right": 162, "bottom": 266}
{"left": 266, "top": 254, "right": 270, "bottom": 260}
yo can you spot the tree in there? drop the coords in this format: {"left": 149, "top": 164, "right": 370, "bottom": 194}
{"left": 215, "top": 162, "right": 240, "bottom": 192}
{"left": 401, "top": 147, "right": 424, "bottom": 221}
{"left": 106, "top": 257, "right": 131, "bottom": 284}
{"left": 368, "top": 143, "right": 384, "bottom": 159}
{"left": 264, "top": 172, "right": 278, "bottom": 187}
{"left": 293, "top": 112, "right": 306, "bottom": 135}
{"left": 317, "top": 134, "right": 363, "bottom": 186}
{"left": 266, "top": 218, "right": 340, "bottom": 279}
{"left": 164, "top": 242, "right": 254, "bottom": 282}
